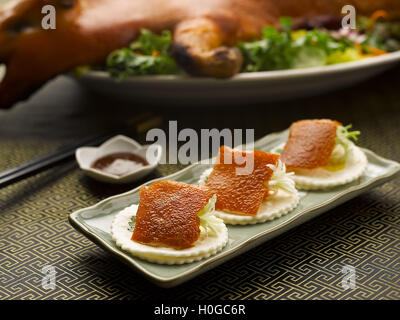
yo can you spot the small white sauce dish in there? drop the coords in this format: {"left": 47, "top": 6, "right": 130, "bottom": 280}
{"left": 75, "top": 135, "right": 162, "bottom": 184}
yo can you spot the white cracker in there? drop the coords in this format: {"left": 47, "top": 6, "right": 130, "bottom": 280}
{"left": 214, "top": 189, "right": 299, "bottom": 225}
{"left": 111, "top": 205, "right": 228, "bottom": 265}
{"left": 198, "top": 167, "right": 299, "bottom": 225}
{"left": 291, "top": 146, "right": 367, "bottom": 190}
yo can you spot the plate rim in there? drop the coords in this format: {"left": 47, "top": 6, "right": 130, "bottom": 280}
{"left": 73, "top": 50, "right": 400, "bottom": 83}
{"left": 69, "top": 130, "right": 400, "bottom": 286}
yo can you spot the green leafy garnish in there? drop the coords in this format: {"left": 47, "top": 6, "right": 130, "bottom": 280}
{"left": 238, "top": 17, "right": 359, "bottom": 72}
{"left": 127, "top": 215, "right": 136, "bottom": 232}
{"left": 358, "top": 14, "right": 400, "bottom": 52}
{"left": 238, "top": 19, "right": 296, "bottom": 71}
{"left": 330, "top": 124, "right": 361, "bottom": 165}
{"left": 130, "top": 29, "right": 173, "bottom": 56}
{"left": 106, "top": 29, "right": 179, "bottom": 79}
{"left": 338, "top": 124, "right": 361, "bottom": 142}
{"left": 325, "top": 48, "right": 361, "bottom": 65}
{"left": 365, "top": 21, "right": 400, "bottom": 52}
{"left": 198, "top": 195, "right": 222, "bottom": 237}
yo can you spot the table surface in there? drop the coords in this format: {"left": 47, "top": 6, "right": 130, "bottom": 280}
{"left": 0, "top": 65, "right": 400, "bottom": 299}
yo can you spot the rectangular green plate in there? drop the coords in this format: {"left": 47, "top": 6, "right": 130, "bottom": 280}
{"left": 69, "top": 129, "right": 400, "bottom": 287}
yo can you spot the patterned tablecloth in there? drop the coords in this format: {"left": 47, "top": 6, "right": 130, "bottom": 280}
{"left": 0, "top": 65, "right": 399, "bottom": 300}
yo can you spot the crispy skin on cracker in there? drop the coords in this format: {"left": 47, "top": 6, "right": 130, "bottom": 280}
{"left": 131, "top": 181, "right": 212, "bottom": 249}
{"left": 280, "top": 119, "right": 342, "bottom": 170}
{"left": 206, "top": 146, "right": 279, "bottom": 216}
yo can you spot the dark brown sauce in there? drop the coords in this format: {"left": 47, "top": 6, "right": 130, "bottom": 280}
{"left": 91, "top": 152, "right": 149, "bottom": 177}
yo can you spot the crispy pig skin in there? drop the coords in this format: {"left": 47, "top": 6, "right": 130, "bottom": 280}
{"left": 206, "top": 146, "right": 279, "bottom": 216}
{"left": 131, "top": 181, "right": 212, "bottom": 250}
{"left": 280, "top": 119, "right": 342, "bottom": 170}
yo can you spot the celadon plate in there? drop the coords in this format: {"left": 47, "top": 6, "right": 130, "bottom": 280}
{"left": 69, "top": 129, "right": 400, "bottom": 287}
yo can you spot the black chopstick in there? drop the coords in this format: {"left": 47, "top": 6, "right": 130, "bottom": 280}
{"left": 0, "top": 133, "right": 114, "bottom": 189}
